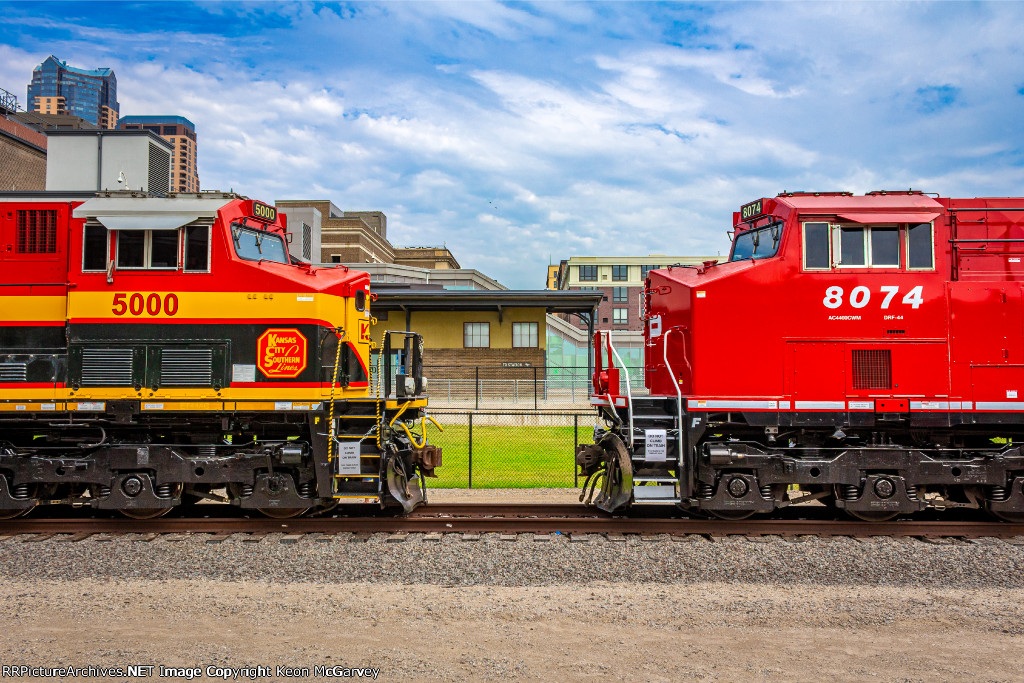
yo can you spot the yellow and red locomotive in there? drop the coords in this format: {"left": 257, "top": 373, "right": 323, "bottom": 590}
{"left": 0, "top": 191, "right": 439, "bottom": 518}
{"left": 581, "top": 190, "right": 1024, "bottom": 521}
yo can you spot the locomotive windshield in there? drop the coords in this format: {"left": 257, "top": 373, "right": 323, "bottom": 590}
{"left": 232, "top": 224, "right": 289, "bottom": 264}
{"left": 730, "top": 222, "right": 783, "bottom": 261}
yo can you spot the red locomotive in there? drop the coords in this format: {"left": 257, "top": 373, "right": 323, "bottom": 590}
{"left": 580, "top": 190, "right": 1024, "bottom": 521}
{"left": 0, "top": 191, "right": 438, "bottom": 518}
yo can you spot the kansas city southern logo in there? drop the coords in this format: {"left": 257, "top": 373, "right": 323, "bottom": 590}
{"left": 256, "top": 328, "right": 307, "bottom": 378}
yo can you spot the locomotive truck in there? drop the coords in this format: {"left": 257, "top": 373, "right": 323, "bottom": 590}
{"left": 579, "top": 190, "right": 1024, "bottom": 522}
{"left": 0, "top": 190, "right": 439, "bottom": 518}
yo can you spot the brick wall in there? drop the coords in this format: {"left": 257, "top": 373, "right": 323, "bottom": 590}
{"left": 423, "top": 347, "right": 546, "bottom": 380}
{"left": 0, "top": 123, "right": 46, "bottom": 191}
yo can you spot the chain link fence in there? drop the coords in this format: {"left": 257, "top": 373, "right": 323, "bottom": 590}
{"left": 425, "top": 410, "right": 602, "bottom": 489}
{"left": 423, "top": 365, "right": 646, "bottom": 410}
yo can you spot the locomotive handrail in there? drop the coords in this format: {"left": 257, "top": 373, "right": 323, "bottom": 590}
{"left": 662, "top": 328, "right": 683, "bottom": 466}
{"left": 601, "top": 331, "right": 634, "bottom": 448}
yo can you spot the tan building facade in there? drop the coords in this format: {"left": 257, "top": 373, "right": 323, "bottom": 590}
{"left": 119, "top": 116, "right": 198, "bottom": 193}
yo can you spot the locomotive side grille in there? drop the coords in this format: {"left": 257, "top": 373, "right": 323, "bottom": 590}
{"left": 15, "top": 210, "right": 58, "bottom": 253}
{"left": 0, "top": 363, "right": 27, "bottom": 381}
{"left": 160, "top": 349, "right": 213, "bottom": 386}
{"left": 852, "top": 349, "right": 891, "bottom": 390}
{"left": 82, "top": 349, "right": 134, "bottom": 386}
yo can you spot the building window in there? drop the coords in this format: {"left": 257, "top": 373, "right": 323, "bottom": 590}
{"left": 613, "top": 287, "right": 628, "bottom": 302}
{"left": 613, "top": 308, "right": 628, "bottom": 324}
{"left": 464, "top": 322, "right": 490, "bottom": 348}
{"left": 512, "top": 322, "right": 538, "bottom": 348}
{"left": 641, "top": 264, "right": 661, "bottom": 280}
{"left": 579, "top": 265, "right": 597, "bottom": 281}
{"left": 612, "top": 265, "right": 628, "bottom": 281}
{"left": 331, "top": 255, "right": 342, "bottom": 263}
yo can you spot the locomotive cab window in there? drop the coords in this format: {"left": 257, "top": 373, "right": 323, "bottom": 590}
{"left": 82, "top": 223, "right": 109, "bottom": 272}
{"left": 803, "top": 222, "right": 831, "bottom": 269}
{"left": 183, "top": 224, "right": 210, "bottom": 272}
{"left": 116, "top": 229, "right": 178, "bottom": 270}
{"left": 729, "top": 222, "right": 783, "bottom": 261}
{"left": 907, "top": 222, "right": 934, "bottom": 269}
{"left": 802, "top": 221, "right": 935, "bottom": 271}
{"left": 231, "top": 223, "right": 289, "bottom": 264}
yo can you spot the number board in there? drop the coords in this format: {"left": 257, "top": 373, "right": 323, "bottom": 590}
{"left": 740, "top": 199, "right": 763, "bottom": 221}
{"left": 251, "top": 201, "right": 277, "bottom": 223}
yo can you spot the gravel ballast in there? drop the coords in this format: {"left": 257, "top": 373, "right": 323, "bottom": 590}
{"left": 0, "top": 532, "right": 1022, "bottom": 588}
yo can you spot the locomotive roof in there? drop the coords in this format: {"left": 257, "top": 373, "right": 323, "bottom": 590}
{"left": 72, "top": 194, "right": 239, "bottom": 231}
{"left": 774, "top": 192, "right": 942, "bottom": 214}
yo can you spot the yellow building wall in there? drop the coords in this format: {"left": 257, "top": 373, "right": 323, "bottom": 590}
{"left": 371, "top": 307, "right": 547, "bottom": 350}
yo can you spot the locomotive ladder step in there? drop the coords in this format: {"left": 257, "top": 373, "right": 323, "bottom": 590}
{"left": 633, "top": 477, "right": 680, "bottom": 504}
{"left": 632, "top": 415, "right": 678, "bottom": 421}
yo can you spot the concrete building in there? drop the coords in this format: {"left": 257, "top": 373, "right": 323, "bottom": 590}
{"left": 119, "top": 116, "right": 198, "bottom": 193}
{"left": 44, "top": 130, "right": 172, "bottom": 194}
{"left": 0, "top": 87, "right": 47, "bottom": 191}
{"left": 27, "top": 56, "right": 118, "bottom": 129}
{"left": 276, "top": 199, "right": 460, "bottom": 268}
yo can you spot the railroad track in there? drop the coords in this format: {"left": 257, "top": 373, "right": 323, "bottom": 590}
{"left": 0, "top": 504, "right": 1021, "bottom": 538}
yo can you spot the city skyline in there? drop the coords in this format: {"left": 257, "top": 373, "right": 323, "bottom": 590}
{"left": 2, "top": 2, "right": 1023, "bottom": 288}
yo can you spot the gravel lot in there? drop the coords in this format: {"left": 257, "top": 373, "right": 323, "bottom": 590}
{"left": 0, "top": 530, "right": 1022, "bottom": 681}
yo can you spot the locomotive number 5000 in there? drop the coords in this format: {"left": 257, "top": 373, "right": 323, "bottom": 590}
{"left": 111, "top": 292, "right": 179, "bottom": 317}
{"left": 823, "top": 285, "right": 924, "bottom": 310}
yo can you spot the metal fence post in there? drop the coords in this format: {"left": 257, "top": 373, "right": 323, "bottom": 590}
{"left": 475, "top": 366, "right": 479, "bottom": 410}
{"left": 533, "top": 366, "right": 538, "bottom": 410}
{"left": 468, "top": 412, "right": 473, "bottom": 489}
{"left": 573, "top": 413, "right": 579, "bottom": 487}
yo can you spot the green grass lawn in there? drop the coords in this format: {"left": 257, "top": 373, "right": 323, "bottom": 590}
{"left": 425, "top": 424, "right": 582, "bottom": 488}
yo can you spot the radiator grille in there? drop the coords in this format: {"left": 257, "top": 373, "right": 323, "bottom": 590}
{"left": 0, "top": 363, "right": 27, "bottom": 382}
{"left": 160, "top": 349, "right": 213, "bottom": 386}
{"left": 852, "top": 349, "right": 891, "bottom": 390}
{"left": 16, "top": 210, "right": 57, "bottom": 253}
{"left": 82, "top": 349, "right": 134, "bottom": 386}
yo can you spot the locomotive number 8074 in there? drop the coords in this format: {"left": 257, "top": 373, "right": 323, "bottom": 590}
{"left": 580, "top": 190, "right": 1024, "bottom": 522}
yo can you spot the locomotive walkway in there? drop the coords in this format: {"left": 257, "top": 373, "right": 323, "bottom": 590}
{"left": 0, "top": 504, "right": 1021, "bottom": 539}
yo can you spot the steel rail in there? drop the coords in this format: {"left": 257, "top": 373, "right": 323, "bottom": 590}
{"left": 0, "top": 505, "right": 1020, "bottom": 538}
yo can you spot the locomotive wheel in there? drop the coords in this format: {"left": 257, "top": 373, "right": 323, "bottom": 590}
{"left": 844, "top": 509, "right": 899, "bottom": 522}
{"left": 257, "top": 506, "right": 310, "bottom": 519}
{"left": 709, "top": 509, "right": 756, "bottom": 521}
{"left": 0, "top": 505, "right": 34, "bottom": 520}
{"left": 985, "top": 504, "right": 1024, "bottom": 523}
{"left": 0, "top": 483, "right": 39, "bottom": 519}
{"left": 118, "top": 483, "right": 182, "bottom": 519}
{"left": 120, "top": 506, "right": 174, "bottom": 520}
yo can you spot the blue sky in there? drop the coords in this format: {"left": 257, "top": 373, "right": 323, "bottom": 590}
{"left": 2, "top": 1, "right": 1024, "bottom": 289}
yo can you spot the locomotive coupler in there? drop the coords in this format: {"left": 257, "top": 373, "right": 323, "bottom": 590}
{"left": 410, "top": 443, "right": 442, "bottom": 478}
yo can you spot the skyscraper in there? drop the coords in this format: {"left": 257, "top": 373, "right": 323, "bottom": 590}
{"left": 26, "top": 56, "right": 119, "bottom": 128}
{"left": 118, "top": 115, "right": 199, "bottom": 193}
